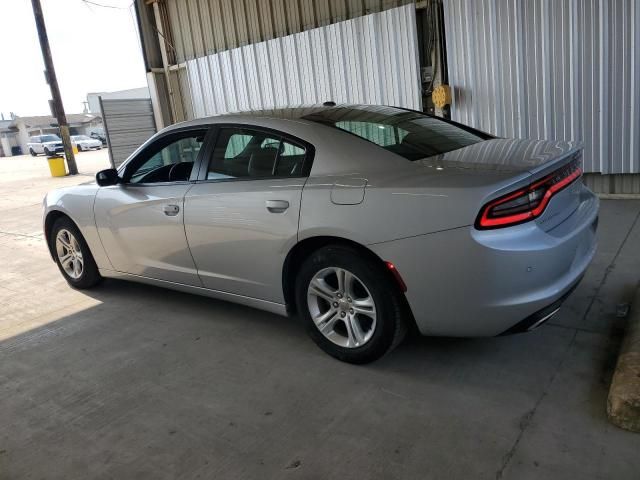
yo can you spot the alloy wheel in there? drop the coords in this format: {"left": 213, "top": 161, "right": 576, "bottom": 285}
{"left": 307, "top": 267, "right": 377, "bottom": 348}
{"left": 55, "top": 229, "right": 84, "bottom": 279}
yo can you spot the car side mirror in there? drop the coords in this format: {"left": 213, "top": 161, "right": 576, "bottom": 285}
{"left": 96, "top": 168, "right": 120, "bottom": 186}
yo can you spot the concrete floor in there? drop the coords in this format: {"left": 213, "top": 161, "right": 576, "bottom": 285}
{"left": 1, "top": 151, "right": 639, "bottom": 479}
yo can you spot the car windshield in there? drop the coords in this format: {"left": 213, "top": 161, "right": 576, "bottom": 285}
{"left": 72, "top": 135, "right": 90, "bottom": 140}
{"left": 303, "top": 106, "right": 489, "bottom": 161}
{"left": 40, "top": 135, "right": 61, "bottom": 142}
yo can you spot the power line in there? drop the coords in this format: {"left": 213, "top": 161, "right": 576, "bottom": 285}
{"left": 80, "top": 0, "right": 127, "bottom": 10}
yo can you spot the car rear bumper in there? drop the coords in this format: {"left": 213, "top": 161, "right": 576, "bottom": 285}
{"left": 498, "top": 274, "right": 583, "bottom": 335}
{"left": 369, "top": 184, "right": 599, "bottom": 337}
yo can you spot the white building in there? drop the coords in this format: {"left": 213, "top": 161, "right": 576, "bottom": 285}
{"left": 0, "top": 113, "right": 102, "bottom": 157}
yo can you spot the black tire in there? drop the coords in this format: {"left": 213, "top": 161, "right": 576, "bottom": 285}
{"left": 295, "top": 245, "right": 406, "bottom": 364}
{"left": 77, "top": 144, "right": 83, "bottom": 152}
{"left": 50, "top": 216, "right": 102, "bottom": 289}
{"left": 29, "top": 148, "right": 37, "bottom": 157}
{"left": 44, "top": 147, "right": 51, "bottom": 156}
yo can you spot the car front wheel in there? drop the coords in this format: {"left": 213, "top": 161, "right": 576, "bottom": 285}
{"left": 295, "top": 245, "right": 406, "bottom": 364}
{"left": 50, "top": 217, "right": 102, "bottom": 289}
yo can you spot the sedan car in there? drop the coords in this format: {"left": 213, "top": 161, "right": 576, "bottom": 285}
{"left": 43, "top": 105, "right": 598, "bottom": 363}
{"left": 71, "top": 135, "right": 102, "bottom": 151}
{"left": 89, "top": 130, "right": 108, "bottom": 146}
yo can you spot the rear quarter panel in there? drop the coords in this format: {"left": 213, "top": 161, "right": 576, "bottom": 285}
{"left": 369, "top": 185, "right": 598, "bottom": 336}
{"left": 299, "top": 152, "right": 531, "bottom": 245}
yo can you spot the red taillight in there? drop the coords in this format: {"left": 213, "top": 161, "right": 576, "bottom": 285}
{"left": 476, "top": 158, "right": 583, "bottom": 229}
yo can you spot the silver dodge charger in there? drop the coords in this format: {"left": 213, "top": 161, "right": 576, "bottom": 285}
{"left": 43, "top": 105, "right": 598, "bottom": 363}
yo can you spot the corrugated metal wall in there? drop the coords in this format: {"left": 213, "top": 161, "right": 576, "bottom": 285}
{"left": 583, "top": 173, "right": 640, "bottom": 195}
{"left": 164, "top": 0, "right": 413, "bottom": 63}
{"left": 167, "top": 66, "right": 194, "bottom": 122}
{"left": 183, "top": 5, "right": 422, "bottom": 117}
{"left": 443, "top": 0, "right": 640, "bottom": 176}
{"left": 100, "top": 98, "right": 157, "bottom": 168}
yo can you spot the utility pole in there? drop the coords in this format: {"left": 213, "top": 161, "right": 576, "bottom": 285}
{"left": 31, "top": 0, "right": 77, "bottom": 175}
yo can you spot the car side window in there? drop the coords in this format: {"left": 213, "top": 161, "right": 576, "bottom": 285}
{"left": 126, "top": 131, "right": 205, "bottom": 184}
{"left": 207, "top": 128, "right": 307, "bottom": 180}
{"left": 30, "top": 136, "right": 40, "bottom": 143}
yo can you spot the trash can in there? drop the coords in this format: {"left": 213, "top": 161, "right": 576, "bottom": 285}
{"left": 47, "top": 156, "right": 66, "bottom": 177}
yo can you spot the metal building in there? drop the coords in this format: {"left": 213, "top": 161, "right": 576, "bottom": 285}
{"left": 133, "top": 0, "right": 639, "bottom": 192}
{"left": 444, "top": 0, "right": 640, "bottom": 193}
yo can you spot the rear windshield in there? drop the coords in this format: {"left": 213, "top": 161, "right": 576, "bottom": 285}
{"left": 303, "top": 106, "right": 488, "bottom": 161}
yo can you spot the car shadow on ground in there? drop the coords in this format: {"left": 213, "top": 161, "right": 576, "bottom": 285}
{"left": 10, "top": 275, "right": 627, "bottom": 405}
{"left": 0, "top": 275, "right": 636, "bottom": 479}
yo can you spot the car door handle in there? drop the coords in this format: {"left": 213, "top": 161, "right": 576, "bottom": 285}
{"left": 163, "top": 204, "right": 180, "bottom": 216}
{"left": 265, "top": 200, "right": 289, "bottom": 213}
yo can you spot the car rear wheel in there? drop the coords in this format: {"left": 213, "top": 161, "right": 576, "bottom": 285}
{"left": 29, "top": 148, "right": 37, "bottom": 156}
{"left": 77, "top": 144, "right": 83, "bottom": 152}
{"left": 295, "top": 245, "right": 406, "bottom": 364}
{"left": 50, "top": 217, "right": 102, "bottom": 289}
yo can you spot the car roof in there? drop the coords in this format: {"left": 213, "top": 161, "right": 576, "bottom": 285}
{"left": 165, "top": 104, "right": 420, "bottom": 131}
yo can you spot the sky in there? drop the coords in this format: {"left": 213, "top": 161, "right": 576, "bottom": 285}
{"left": 0, "top": 0, "right": 147, "bottom": 117}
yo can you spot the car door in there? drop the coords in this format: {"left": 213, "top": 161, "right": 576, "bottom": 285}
{"left": 184, "top": 126, "right": 313, "bottom": 303}
{"left": 94, "top": 128, "right": 210, "bottom": 285}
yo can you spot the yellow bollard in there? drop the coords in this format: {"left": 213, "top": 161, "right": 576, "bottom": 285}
{"left": 47, "top": 156, "right": 66, "bottom": 177}
{"left": 72, "top": 144, "right": 79, "bottom": 155}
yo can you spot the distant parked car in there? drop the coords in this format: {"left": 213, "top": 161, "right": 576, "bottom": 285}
{"left": 28, "top": 134, "right": 64, "bottom": 157}
{"left": 89, "top": 130, "right": 107, "bottom": 146}
{"left": 71, "top": 135, "right": 102, "bottom": 152}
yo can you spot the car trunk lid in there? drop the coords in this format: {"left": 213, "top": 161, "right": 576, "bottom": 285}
{"left": 431, "top": 138, "right": 581, "bottom": 175}
{"left": 426, "top": 138, "right": 583, "bottom": 232}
